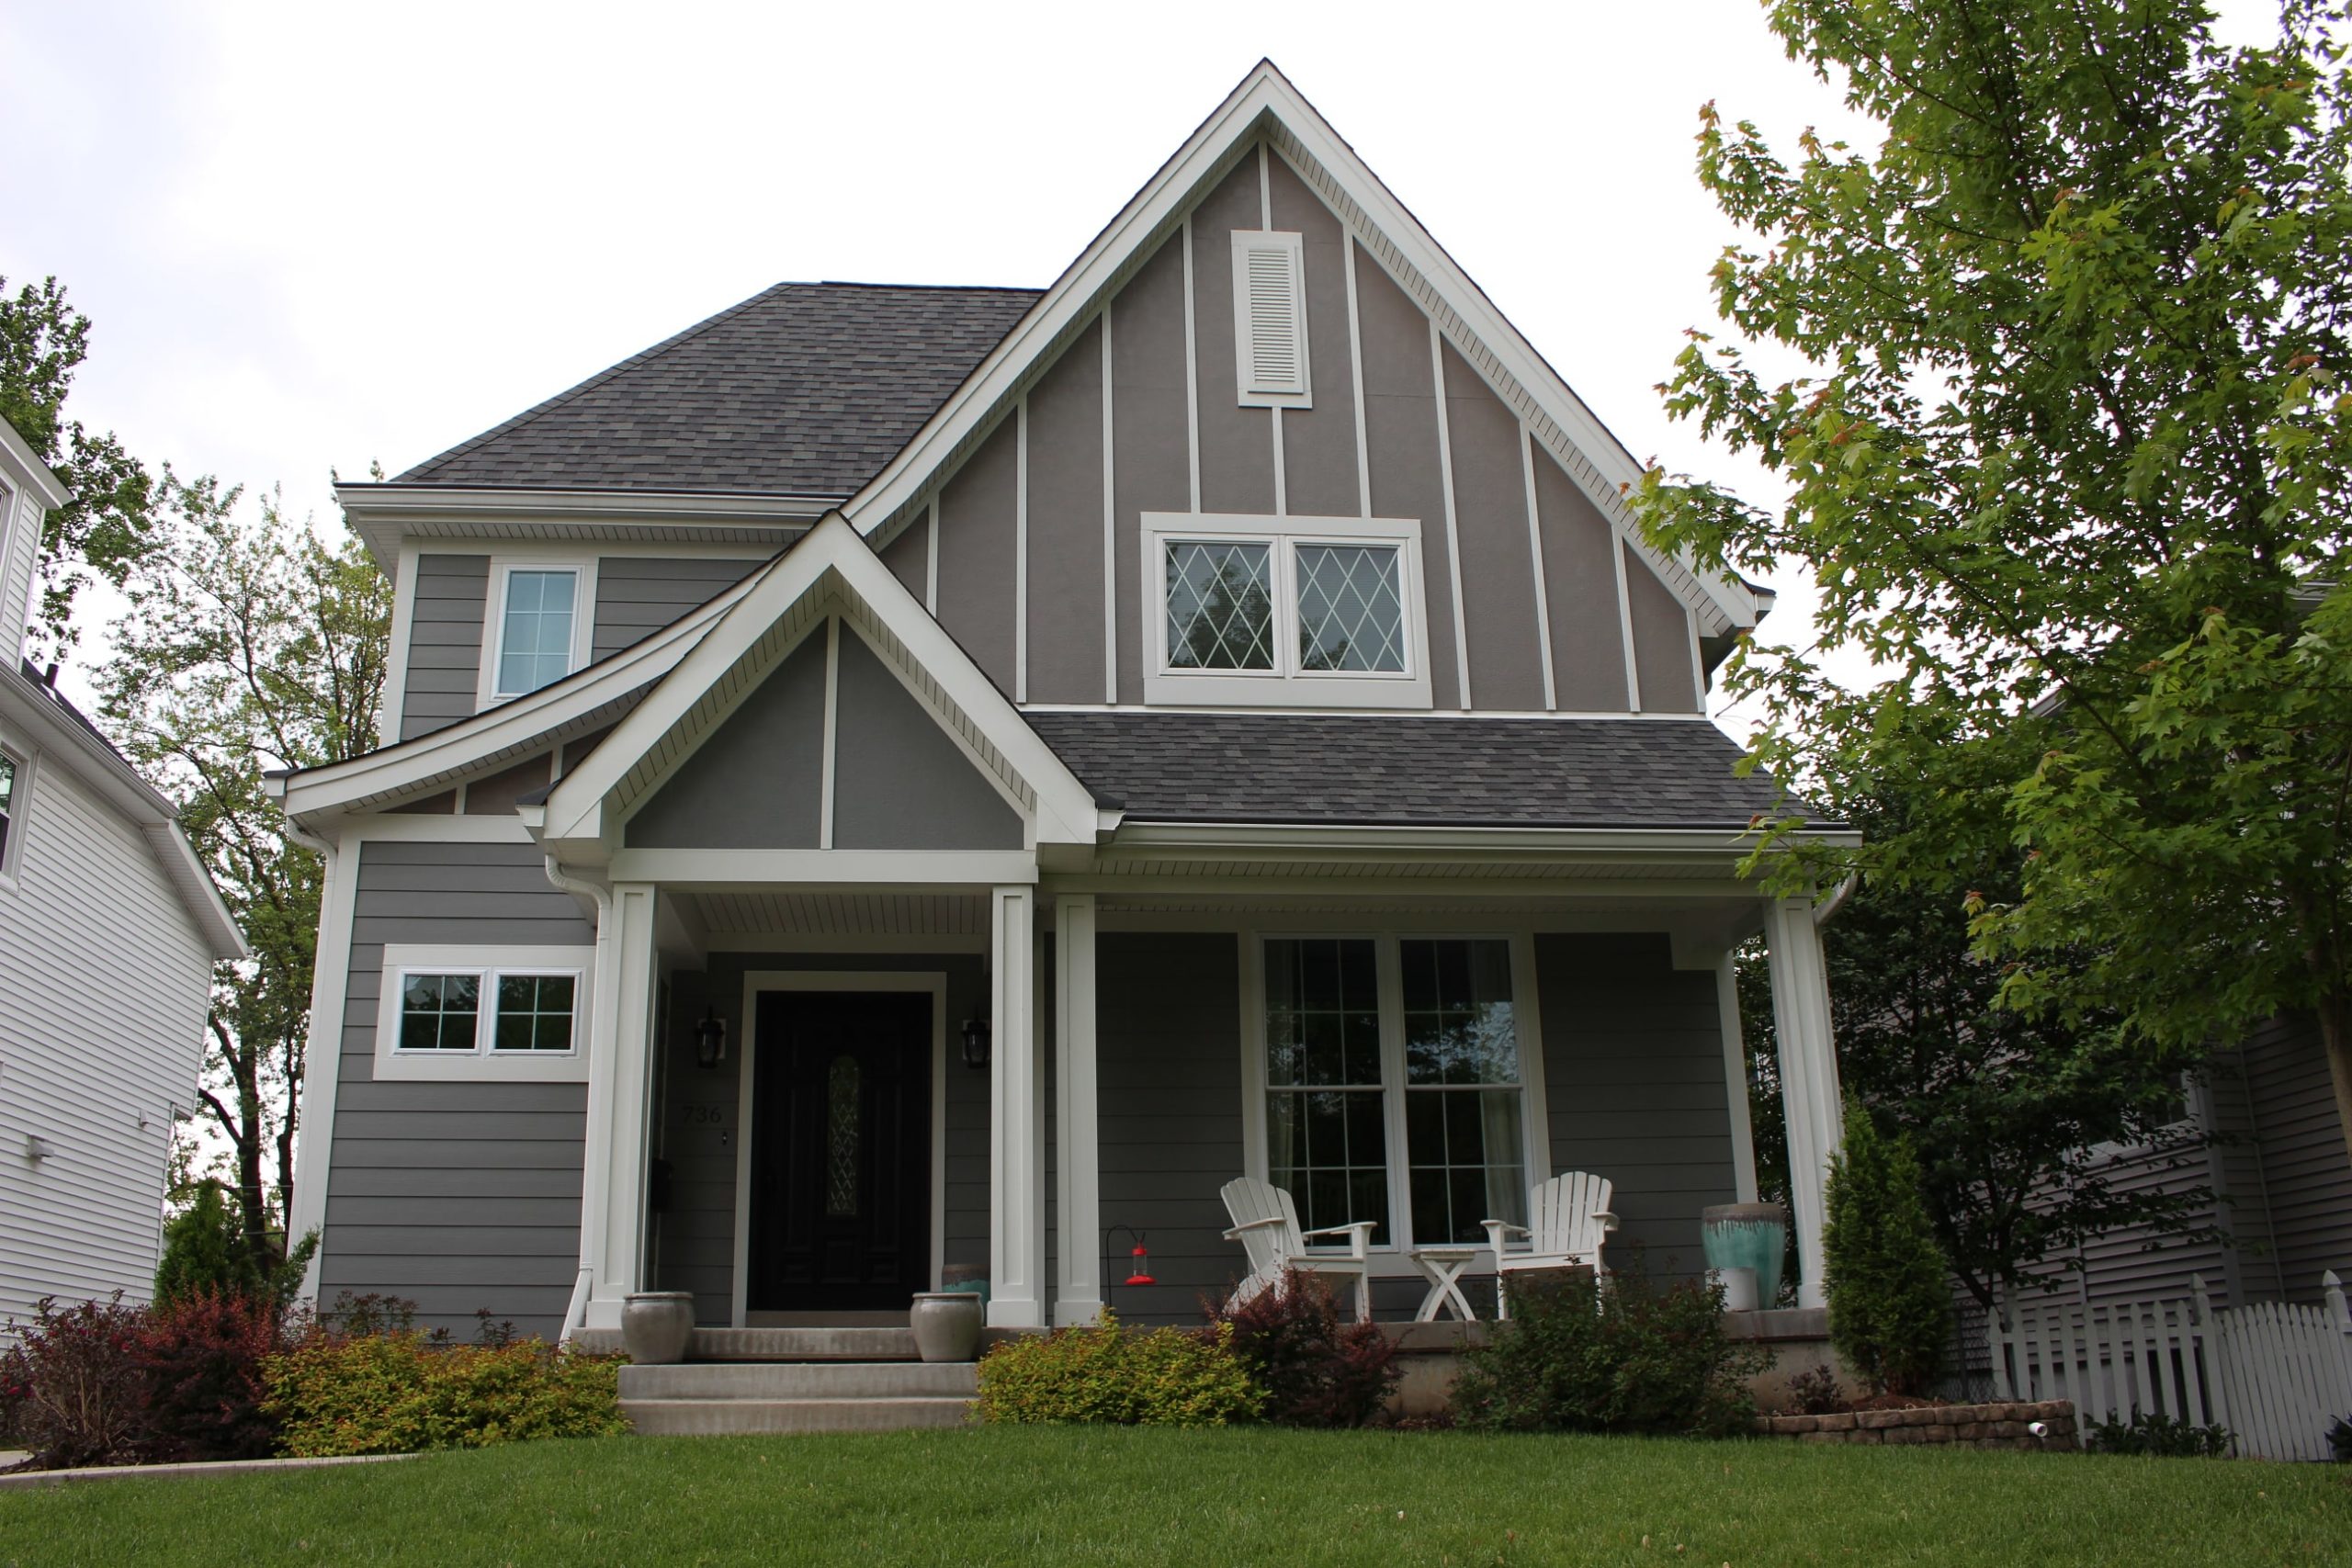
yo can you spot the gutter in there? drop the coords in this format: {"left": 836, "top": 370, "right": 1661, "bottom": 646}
{"left": 1814, "top": 873, "right": 1860, "bottom": 927}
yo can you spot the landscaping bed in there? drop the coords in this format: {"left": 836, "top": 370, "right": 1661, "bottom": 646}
{"left": 1755, "top": 1397, "right": 2078, "bottom": 1450}
{"left": 0, "top": 1425, "right": 2338, "bottom": 1567}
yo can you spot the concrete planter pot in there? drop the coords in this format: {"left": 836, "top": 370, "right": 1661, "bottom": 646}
{"left": 1702, "top": 1202, "right": 1789, "bottom": 1310}
{"left": 910, "top": 1292, "right": 984, "bottom": 1362}
{"left": 621, "top": 1292, "right": 695, "bottom": 1365}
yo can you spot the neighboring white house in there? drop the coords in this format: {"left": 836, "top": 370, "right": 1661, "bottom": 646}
{"left": 0, "top": 414, "right": 245, "bottom": 1334}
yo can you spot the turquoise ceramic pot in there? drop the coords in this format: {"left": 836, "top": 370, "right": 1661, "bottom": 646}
{"left": 1701, "top": 1202, "right": 1788, "bottom": 1308}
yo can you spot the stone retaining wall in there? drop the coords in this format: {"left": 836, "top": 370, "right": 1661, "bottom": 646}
{"left": 1755, "top": 1399, "right": 2076, "bottom": 1450}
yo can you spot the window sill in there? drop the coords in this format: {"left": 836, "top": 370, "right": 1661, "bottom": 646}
{"left": 372, "top": 1051, "right": 588, "bottom": 1084}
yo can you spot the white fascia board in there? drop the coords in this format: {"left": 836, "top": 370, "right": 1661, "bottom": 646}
{"left": 276, "top": 566, "right": 763, "bottom": 825}
{"left": 542, "top": 512, "right": 1099, "bottom": 852}
{"left": 0, "top": 418, "right": 71, "bottom": 509}
{"left": 140, "top": 820, "right": 248, "bottom": 960}
{"left": 838, "top": 60, "right": 1759, "bottom": 635}
{"left": 1105, "top": 820, "right": 1860, "bottom": 863}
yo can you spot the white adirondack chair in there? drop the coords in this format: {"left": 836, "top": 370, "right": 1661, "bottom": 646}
{"left": 1219, "top": 1177, "right": 1375, "bottom": 1323}
{"left": 1481, "top": 1171, "right": 1617, "bottom": 1320}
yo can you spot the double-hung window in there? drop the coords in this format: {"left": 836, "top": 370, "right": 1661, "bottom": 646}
{"left": 375, "top": 944, "right": 594, "bottom": 1082}
{"left": 484, "top": 562, "right": 590, "bottom": 703}
{"left": 1144, "top": 515, "right": 1432, "bottom": 708}
{"left": 1259, "top": 935, "right": 1534, "bottom": 1252}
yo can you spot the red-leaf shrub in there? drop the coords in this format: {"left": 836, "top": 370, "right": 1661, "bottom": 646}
{"left": 0, "top": 1295, "right": 157, "bottom": 1469}
{"left": 1207, "top": 1270, "right": 1400, "bottom": 1427}
{"left": 132, "top": 1291, "right": 284, "bottom": 1461}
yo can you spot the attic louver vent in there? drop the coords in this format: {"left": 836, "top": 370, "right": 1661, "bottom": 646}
{"left": 1231, "top": 231, "right": 1310, "bottom": 408}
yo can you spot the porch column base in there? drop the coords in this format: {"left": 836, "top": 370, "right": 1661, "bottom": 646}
{"left": 1763, "top": 895, "right": 1842, "bottom": 1311}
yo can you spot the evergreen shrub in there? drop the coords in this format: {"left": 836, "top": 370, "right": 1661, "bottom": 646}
{"left": 1823, "top": 1100, "right": 1951, "bottom": 1396}
{"left": 975, "top": 1314, "right": 1261, "bottom": 1427}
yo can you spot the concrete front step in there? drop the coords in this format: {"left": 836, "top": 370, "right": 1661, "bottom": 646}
{"left": 573, "top": 1326, "right": 921, "bottom": 1362}
{"left": 623, "top": 1397, "right": 973, "bottom": 1436}
{"left": 619, "top": 1361, "right": 977, "bottom": 1401}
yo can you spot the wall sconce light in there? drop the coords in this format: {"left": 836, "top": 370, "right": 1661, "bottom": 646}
{"left": 960, "top": 1010, "right": 990, "bottom": 1071}
{"left": 695, "top": 1007, "right": 728, "bottom": 1071}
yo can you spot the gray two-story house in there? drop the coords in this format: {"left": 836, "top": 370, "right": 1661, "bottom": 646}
{"left": 271, "top": 63, "right": 1852, "bottom": 1362}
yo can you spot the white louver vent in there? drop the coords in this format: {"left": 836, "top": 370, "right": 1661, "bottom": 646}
{"left": 1230, "top": 230, "right": 1310, "bottom": 407}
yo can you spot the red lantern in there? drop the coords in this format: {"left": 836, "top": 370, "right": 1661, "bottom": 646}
{"left": 1124, "top": 1244, "right": 1155, "bottom": 1287}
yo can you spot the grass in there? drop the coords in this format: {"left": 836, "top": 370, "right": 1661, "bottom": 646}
{"left": 1, "top": 1427, "right": 2346, "bottom": 1566}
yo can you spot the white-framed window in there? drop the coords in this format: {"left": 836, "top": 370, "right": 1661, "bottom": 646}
{"left": 373, "top": 943, "right": 594, "bottom": 1082}
{"left": 1250, "top": 933, "right": 1542, "bottom": 1254}
{"left": 1142, "top": 513, "right": 1433, "bottom": 709}
{"left": 1230, "top": 230, "right": 1310, "bottom": 408}
{"left": 0, "top": 746, "right": 24, "bottom": 884}
{"left": 480, "top": 558, "right": 594, "bottom": 705}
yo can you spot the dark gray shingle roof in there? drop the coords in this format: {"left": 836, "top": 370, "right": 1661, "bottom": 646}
{"left": 398, "top": 282, "right": 1042, "bottom": 495}
{"left": 1023, "top": 713, "right": 1827, "bottom": 830}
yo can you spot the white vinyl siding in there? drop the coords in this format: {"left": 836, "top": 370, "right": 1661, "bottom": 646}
{"left": 1231, "top": 230, "right": 1310, "bottom": 407}
{"left": 0, "top": 748, "right": 212, "bottom": 1337}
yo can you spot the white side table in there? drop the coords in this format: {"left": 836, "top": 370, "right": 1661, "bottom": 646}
{"left": 1408, "top": 1246, "right": 1482, "bottom": 1323}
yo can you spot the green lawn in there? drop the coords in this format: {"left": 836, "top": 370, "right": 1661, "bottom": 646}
{"left": 2, "top": 1427, "right": 2345, "bottom": 1567}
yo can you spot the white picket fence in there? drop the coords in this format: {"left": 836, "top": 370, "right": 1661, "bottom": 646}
{"left": 1988, "top": 1271, "right": 2352, "bottom": 1461}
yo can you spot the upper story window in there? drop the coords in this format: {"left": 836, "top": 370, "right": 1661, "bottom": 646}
{"left": 485, "top": 562, "right": 591, "bottom": 702}
{"left": 1144, "top": 514, "right": 1432, "bottom": 709}
{"left": 0, "top": 750, "right": 19, "bottom": 874}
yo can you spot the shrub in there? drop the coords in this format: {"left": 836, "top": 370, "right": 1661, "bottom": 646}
{"left": 1823, "top": 1100, "right": 1951, "bottom": 1396}
{"left": 2330, "top": 1416, "right": 2352, "bottom": 1463}
{"left": 1207, "top": 1270, "right": 1400, "bottom": 1427}
{"left": 1786, "top": 1362, "right": 1844, "bottom": 1416}
{"left": 264, "top": 1329, "right": 625, "bottom": 1457}
{"left": 130, "top": 1291, "right": 283, "bottom": 1461}
{"left": 1451, "top": 1262, "right": 1765, "bottom": 1438}
{"left": 976, "top": 1313, "right": 1261, "bottom": 1427}
{"left": 153, "top": 1185, "right": 317, "bottom": 1313}
{"left": 0, "top": 1296, "right": 152, "bottom": 1468}
{"left": 2084, "top": 1411, "right": 2233, "bottom": 1458}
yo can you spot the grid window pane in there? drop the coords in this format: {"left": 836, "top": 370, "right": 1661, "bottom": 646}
{"left": 399, "top": 973, "right": 481, "bottom": 1052}
{"left": 1407, "top": 1088, "right": 1526, "bottom": 1244}
{"left": 1402, "top": 938, "right": 1520, "bottom": 1086}
{"left": 1402, "top": 939, "right": 1526, "bottom": 1244}
{"left": 1265, "top": 937, "right": 1387, "bottom": 1244}
{"left": 1165, "top": 541, "right": 1273, "bottom": 670}
{"left": 0, "top": 752, "right": 14, "bottom": 865}
{"left": 491, "top": 973, "right": 575, "bottom": 1053}
{"left": 497, "top": 570, "right": 578, "bottom": 695}
{"left": 1295, "top": 544, "right": 1405, "bottom": 672}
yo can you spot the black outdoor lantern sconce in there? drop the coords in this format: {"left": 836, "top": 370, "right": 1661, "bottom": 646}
{"left": 694, "top": 1007, "right": 729, "bottom": 1071}
{"left": 960, "top": 1009, "right": 991, "bottom": 1071}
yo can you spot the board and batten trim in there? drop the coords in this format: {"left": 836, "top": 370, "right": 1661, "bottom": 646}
{"left": 1613, "top": 536, "right": 1642, "bottom": 713}
{"left": 1519, "top": 425, "right": 1558, "bottom": 712}
{"left": 1100, "top": 309, "right": 1119, "bottom": 705}
{"left": 729, "top": 969, "right": 950, "bottom": 1327}
{"left": 1426, "top": 319, "right": 1473, "bottom": 709}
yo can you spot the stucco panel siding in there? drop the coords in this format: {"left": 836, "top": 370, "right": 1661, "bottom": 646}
{"left": 1441, "top": 343, "right": 1548, "bottom": 713}
{"left": 1268, "top": 153, "right": 1362, "bottom": 518}
{"left": 936, "top": 417, "right": 1020, "bottom": 694}
{"left": 626, "top": 632, "right": 826, "bottom": 849}
{"left": 592, "top": 557, "right": 763, "bottom": 660}
{"left": 1626, "top": 553, "right": 1702, "bottom": 713}
{"left": 831, "top": 631, "right": 1023, "bottom": 851}
{"left": 1354, "top": 252, "right": 1463, "bottom": 711}
{"left": 1191, "top": 157, "right": 1278, "bottom": 517}
{"left": 1532, "top": 448, "right": 1632, "bottom": 710}
{"left": 1022, "top": 319, "right": 1107, "bottom": 705}
{"left": 1532, "top": 933, "right": 1736, "bottom": 1275}
{"left": 650, "top": 953, "right": 987, "bottom": 1325}
{"left": 879, "top": 509, "right": 929, "bottom": 604}
{"left": 0, "top": 756, "right": 211, "bottom": 1336}
{"left": 1108, "top": 237, "right": 1192, "bottom": 706}
{"left": 320, "top": 839, "right": 594, "bottom": 1338}
{"left": 1095, "top": 932, "right": 1245, "bottom": 1324}
{"left": 401, "top": 554, "right": 489, "bottom": 739}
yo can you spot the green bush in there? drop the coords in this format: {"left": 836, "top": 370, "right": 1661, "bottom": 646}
{"left": 976, "top": 1313, "right": 1261, "bottom": 1427}
{"left": 2085, "top": 1411, "right": 2233, "bottom": 1458}
{"left": 1451, "top": 1262, "right": 1765, "bottom": 1438}
{"left": 153, "top": 1183, "right": 317, "bottom": 1311}
{"left": 264, "top": 1333, "right": 626, "bottom": 1456}
{"left": 1823, "top": 1100, "right": 1951, "bottom": 1396}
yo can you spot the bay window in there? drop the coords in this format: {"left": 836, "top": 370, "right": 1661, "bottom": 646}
{"left": 1144, "top": 514, "right": 1432, "bottom": 708}
{"left": 1258, "top": 935, "right": 1535, "bottom": 1253}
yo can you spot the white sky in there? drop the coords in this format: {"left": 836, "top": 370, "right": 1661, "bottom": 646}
{"left": 0, "top": 0, "right": 2283, "bottom": 727}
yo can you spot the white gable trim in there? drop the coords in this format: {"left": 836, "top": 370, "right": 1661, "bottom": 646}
{"left": 540, "top": 513, "right": 1099, "bottom": 857}
{"left": 848, "top": 62, "right": 1760, "bottom": 638}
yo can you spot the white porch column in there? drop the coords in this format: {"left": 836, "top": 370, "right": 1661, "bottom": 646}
{"left": 1054, "top": 895, "right": 1102, "bottom": 1325}
{"left": 988, "top": 885, "right": 1046, "bottom": 1328}
{"left": 1762, "top": 896, "right": 1843, "bottom": 1310}
{"left": 579, "top": 880, "right": 661, "bottom": 1330}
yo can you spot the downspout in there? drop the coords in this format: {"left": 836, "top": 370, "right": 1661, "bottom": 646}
{"left": 545, "top": 856, "right": 613, "bottom": 1347}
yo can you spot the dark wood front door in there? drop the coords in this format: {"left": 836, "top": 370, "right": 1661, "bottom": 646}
{"left": 748, "top": 990, "right": 932, "bottom": 1313}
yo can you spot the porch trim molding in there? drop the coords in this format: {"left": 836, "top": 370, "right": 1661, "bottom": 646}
{"left": 989, "top": 886, "right": 1046, "bottom": 1328}
{"left": 728, "top": 970, "right": 951, "bottom": 1329}
{"left": 1054, "top": 894, "right": 1102, "bottom": 1325}
{"left": 575, "top": 878, "right": 659, "bottom": 1332}
{"left": 289, "top": 833, "right": 359, "bottom": 1305}
{"left": 607, "top": 849, "right": 1038, "bottom": 886}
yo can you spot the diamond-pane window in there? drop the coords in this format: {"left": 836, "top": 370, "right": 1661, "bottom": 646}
{"left": 1165, "top": 541, "right": 1274, "bottom": 670}
{"left": 1296, "top": 545, "right": 1405, "bottom": 672}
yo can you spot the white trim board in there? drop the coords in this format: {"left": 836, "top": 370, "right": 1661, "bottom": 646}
{"left": 729, "top": 970, "right": 951, "bottom": 1327}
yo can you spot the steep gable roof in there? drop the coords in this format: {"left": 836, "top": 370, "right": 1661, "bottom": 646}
{"left": 398, "top": 283, "right": 1040, "bottom": 496}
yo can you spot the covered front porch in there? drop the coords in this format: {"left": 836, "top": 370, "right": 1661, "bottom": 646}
{"left": 560, "top": 872, "right": 1847, "bottom": 1337}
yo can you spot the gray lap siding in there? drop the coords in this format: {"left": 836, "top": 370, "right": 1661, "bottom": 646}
{"left": 319, "top": 840, "right": 594, "bottom": 1338}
